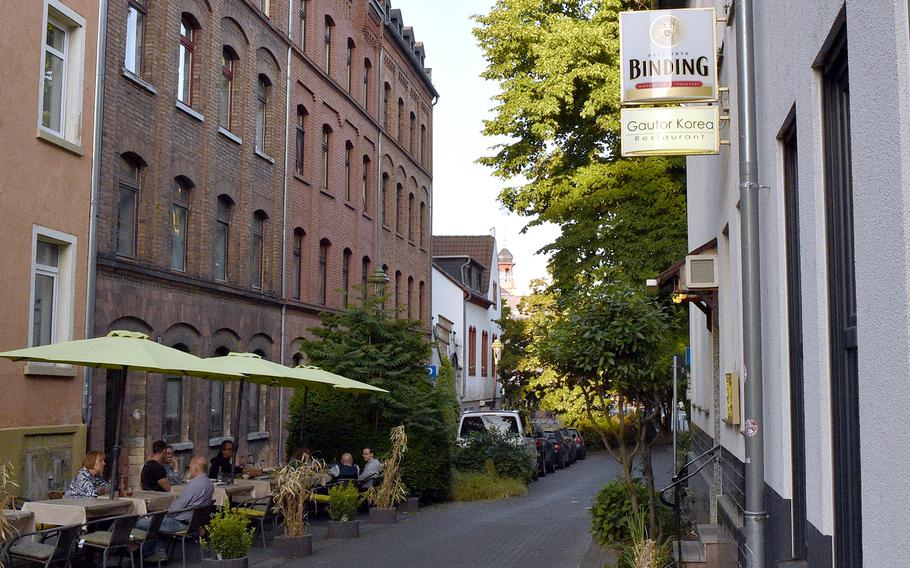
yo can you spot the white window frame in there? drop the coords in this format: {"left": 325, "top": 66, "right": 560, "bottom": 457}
{"left": 28, "top": 226, "right": 77, "bottom": 348}
{"left": 37, "top": 0, "right": 86, "bottom": 146}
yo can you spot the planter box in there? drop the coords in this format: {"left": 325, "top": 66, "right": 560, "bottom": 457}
{"left": 201, "top": 557, "right": 248, "bottom": 568}
{"left": 369, "top": 507, "right": 397, "bottom": 524}
{"left": 273, "top": 534, "right": 312, "bottom": 558}
{"left": 398, "top": 497, "right": 420, "bottom": 513}
{"left": 326, "top": 520, "right": 360, "bottom": 539}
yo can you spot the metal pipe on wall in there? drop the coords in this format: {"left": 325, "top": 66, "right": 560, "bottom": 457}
{"left": 735, "top": 1, "right": 766, "bottom": 565}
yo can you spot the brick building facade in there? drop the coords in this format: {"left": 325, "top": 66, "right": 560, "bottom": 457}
{"left": 89, "top": 0, "right": 434, "bottom": 484}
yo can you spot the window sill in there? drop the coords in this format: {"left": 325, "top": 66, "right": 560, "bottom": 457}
{"left": 122, "top": 68, "right": 157, "bottom": 94}
{"left": 36, "top": 128, "right": 84, "bottom": 156}
{"left": 209, "top": 436, "right": 233, "bottom": 447}
{"left": 246, "top": 431, "right": 269, "bottom": 442}
{"left": 396, "top": 232, "right": 405, "bottom": 240}
{"left": 218, "top": 127, "right": 242, "bottom": 145}
{"left": 293, "top": 173, "right": 310, "bottom": 186}
{"left": 419, "top": 245, "right": 427, "bottom": 252}
{"left": 170, "top": 441, "right": 194, "bottom": 452}
{"left": 255, "top": 149, "right": 275, "bottom": 164}
{"left": 175, "top": 100, "right": 204, "bottom": 122}
{"left": 319, "top": 188, "right": 335, "bottom": 199}
{"left": 382, "top": 224, "right": 392, "bottom": 233}
{"left": 24, "top": 362, "right": 78, "bottom": 377}
{"left": 362, "top": 212, "right": 373, "bottom": 221}
{"left": 408, "top": 240, "right": 416, "bottom": 247}
{"left": 344, "top": 202, "right": 356, "bottom": 211}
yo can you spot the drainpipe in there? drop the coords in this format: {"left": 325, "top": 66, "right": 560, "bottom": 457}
{"left": 735, "top": 1, "right": 766, "bottom": 565}
{"left": 84, "top": 0, "right": 110, "bottom": 428}
{"left": 277, "top": 38, "right": 292, "bottom": 466}
{"left": 375, "top": 47, "right": 384, "bottom": 265}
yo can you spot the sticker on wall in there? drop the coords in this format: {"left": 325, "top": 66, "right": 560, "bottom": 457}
{"left": 743, "top": 418, "right": 759, "bottom": 437}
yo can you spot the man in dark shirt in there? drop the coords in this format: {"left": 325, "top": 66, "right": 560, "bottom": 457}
{"left": 140, "top": 440, "right": 172, "bottom": 492}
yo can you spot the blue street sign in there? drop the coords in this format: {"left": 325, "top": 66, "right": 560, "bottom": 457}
{"left": 685, "top": 346, "right": 691, "bottom": 367}
{"left": 425, "top": 365, "right": 438, "bottom": 379}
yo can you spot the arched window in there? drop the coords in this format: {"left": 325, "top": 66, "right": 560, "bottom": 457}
{"left": 420, "top": 124, "right": 427, "bottom": 165}
{"left": 383, "top": 83, "right": 392, "bottom": 130}
{"left": 250, "top": 210, "right": 267, "bottom": 289}
{"left": 394, "top": 270, "right": 402, "bottom": 314}
{"left": 292, "top": 228, "right": 304, "bottom": 300}
{"left": 177, "top": 14, "right": 197, "bottom": 105}
{"left": 219, "top": 47, "right": 238, "bottom": 131}
{"left": 256, "top": 75, "right": 271, "bottom": 154}
{"left": 468, "top": 327, "right": 477, "bottom": 376}
{"left": 342, "top": 248, "right": 352, "bottom": 306}
{"left": 214, "top": 195, "right": 233, "bottom": 281}
{"left": 481, "top": 331, "right": 489, "bottom": 377}
{"left": 346, "top": 39, "right": 355, "bottom": 93}
{"left": 395, "top": 183, "right": 403, "bottom": 234}
{"left": 295, "top": 105, "right": 307, "bottom": 175}
{"left": 361, "top": 256, "right": 371, "bottom": 303}
{"left": 292, "top": 351, "right": 304, "bottom": 367}
{"left": 419, "top": 201, "right": 426, "bottom": 247}
{"left": 164, "top": 343, "right": 190, "bottom": 442}
{"left": 361, "top": 155, "right": 371, "bottom": 211}
{"left": 407, "top": 276, "right": 413, "bottom": 319}
{"left": 321, "top": 125, "right": 331, "bottom": 191}
{"left": 115, "top": 154, "right": 142, "bottom": 258}
{"left": 418, "top": 280, "right": 425, "bottom": 322}
{"left": 344, "top": 141, "right": 353, "bottom": 201}
{"left": 363, "top": 59, "right": 372, "bottom": 109}
{"left": 397, "top": 98, "right": 404, "bottom": 142}
{"left": 407, "top": 193, "right": 415, "bottom": 241}
{"left": 324, "top": 16, "right": 334, "bottom": 73}
{"left": 381, "top": 264, "right": 389, "bottom": 305}
{"left": 381, "top": 173, "right": 389, "bottom": 226}
{"left": 409, "top": 112, "right": 416, "bottom": 154}
{"left": 318, "top": 239, "right": 330, "bottom": 305}
{"left": 298, "top": 0, "right": 307, "bottom": 49}
{"left": 170, "top": 177, "right": 192, "bottom": 271}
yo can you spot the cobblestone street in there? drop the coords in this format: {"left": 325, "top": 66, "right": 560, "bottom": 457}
{"left": 252, "top": 448, "right": 672, "bottom": 568}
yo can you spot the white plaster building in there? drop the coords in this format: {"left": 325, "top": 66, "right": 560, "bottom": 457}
{"left": 663, "top": 1, "right": 910, "bottom": 566}
{"left": 430, "top": 235, "right": 502, "bottom": 409}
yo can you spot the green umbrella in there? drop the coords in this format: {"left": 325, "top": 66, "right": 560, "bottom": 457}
{"left": 202, "top": 353, "right": 348, "bottom": 479}
{"left": 290, "top": 365, "right": 387, "bottom": 394}
{"left": 0, "top": 330, "right": 245, "bottom": 498}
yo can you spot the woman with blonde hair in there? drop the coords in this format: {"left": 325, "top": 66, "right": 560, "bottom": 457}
{"left": 63, "top": 450, "right": 110, "bottom": 498}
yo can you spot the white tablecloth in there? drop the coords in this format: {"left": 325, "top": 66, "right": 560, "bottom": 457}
{"left": 124, "top": 491, "right": 175, "bottom": 514}
{"left": 233, "top": 478, "right": 274, "bottom": 499}
{"left": 21, "top": 498, "right": 137, "bottom": 526}
{"left": 1, "top": 509, "right": 35, "bottom": 542}
{"left": 170, "top": 483, "right": 251, "bottom": 507}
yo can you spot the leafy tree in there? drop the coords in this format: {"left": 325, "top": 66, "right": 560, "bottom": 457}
{"left": 286, "top": 296, "right": 453, "bottom": 501}
{"left": 474, "top": 0, "right": 687, "bottom": 288}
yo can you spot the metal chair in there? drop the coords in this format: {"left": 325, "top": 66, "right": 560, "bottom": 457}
{"left": 2, "top": 523, "right": 82, "bottom": 568}
{"left": 80, "top": 513, "right": 140, "bottom": 568}
{"left": 130, "top": 509, "right": 167, "bottom": 568}
{"left": 233, "top": 496, "right": 279, "bottom": 548}
{"left": 165, "top": 505, "right": 211, "bottom": 568}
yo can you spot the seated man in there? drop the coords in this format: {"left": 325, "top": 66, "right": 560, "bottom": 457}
{"left": 138, "top": 455, "right": 214, "bottom": 562}
{"left": 140, "top": 440, "right": 171, "bottom": 492}
{"left": 357, "top": 447, "right": 384, "bottom": 491}
{"left": 329, "top": 453, "right": 360, "bottom": 483}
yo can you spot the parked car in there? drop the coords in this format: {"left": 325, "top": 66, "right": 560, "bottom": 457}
{"left": 558, "top": 428, "right": 578, "bottom": 464}
{"left": 567, "top": 428, "right": 586, "bottom": 460}
{"left": 457, "top": 410, "right": 539, "bottom": 478}
{"left": 544, "top": 430, "right": 569, "bottom": 469}
{"left": 531, "top": 423, "right": 555, "bottom": 475}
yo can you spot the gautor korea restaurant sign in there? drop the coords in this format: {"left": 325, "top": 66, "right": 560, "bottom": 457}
{"left": 619, "top": 8, "right": 719, "bottom": 157}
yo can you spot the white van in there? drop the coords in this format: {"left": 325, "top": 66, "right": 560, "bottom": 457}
{"left": 457, "top": 410, "right": 538, "bottom": 476}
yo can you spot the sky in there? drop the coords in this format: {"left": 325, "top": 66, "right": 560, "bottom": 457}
{"left": 390, "top": 0, "right": 560, "bottom": 294}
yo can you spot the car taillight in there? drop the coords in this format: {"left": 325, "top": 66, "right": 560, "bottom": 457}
{"left": 536, "top": 439, "right": 542, "bottom": 449}
{"left": 554, "top": 443, "right": 560, "bottom": 451}
{"left": 576, "top": 436, "right": 582, "bottom": 444}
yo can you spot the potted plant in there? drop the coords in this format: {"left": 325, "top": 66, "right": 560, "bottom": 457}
{"left": 202, "top": 504, "right": 255, "bottom": 568}
{"left": 366, "top": 425, "right": 408, "bottom": 524}
{"left": 0, "top": 463, "right": 20, "bottom": 542}
{"left": 271, "top": 457, "right": 325, "bottom": 558}
{"left": 325, "top": 482, "right": 362, "bottom": 538}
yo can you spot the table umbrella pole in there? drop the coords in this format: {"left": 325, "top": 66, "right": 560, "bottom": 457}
{"left": 297, "top": 386, "right": 309, "bottom": 449}
{"left": 110, "top": 367, "right": 128, "bottom": 500}
{"left": 230, "top": 378, "right": 245, "bottom": 483}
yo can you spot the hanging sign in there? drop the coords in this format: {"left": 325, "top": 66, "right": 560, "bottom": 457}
{"left": 621, "top": 106, "right": 719, "bottom": 157}
{"left": 619, "top": 8, "right": 718, "bottom": 104}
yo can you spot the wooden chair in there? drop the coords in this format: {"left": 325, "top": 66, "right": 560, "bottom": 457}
{"left": 81, "top": 513, "right": 140, "bottom": 568}
{"left": 165, "top": 505, "right": 212, "bottom": 568}
{"left": 2, "top": 524, "right": 82, "bottom": 568}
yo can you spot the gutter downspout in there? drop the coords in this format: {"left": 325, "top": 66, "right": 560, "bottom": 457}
{"left": 84, "top": 0, "right": 109, "bottom": 428}
{"left": 376, "top": 47, "right": 384, "bottom": 265}
{"left": 278, "top": 0, "right": 294, "bottom": 466}
{"left": 735, "top": 1, "right": 766, "bottom": 565}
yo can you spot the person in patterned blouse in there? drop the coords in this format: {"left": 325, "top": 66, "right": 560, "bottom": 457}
{"left": 63, "top": 451, "right": 110, "bottom": 498}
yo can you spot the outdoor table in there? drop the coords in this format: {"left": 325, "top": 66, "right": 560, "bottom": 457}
{"left": 1, "top": 509, "right": 35, "bottom": 543}
{"left": 233, "top": 478, "right": 275, "bottom": 498}
{"left": 124, "top": 490, "right": 176, "bottom": 514}
{"left": 21, "top": 498, "right": 136, "bottom": 526}
{"left": 170, "top": 482, "right": 251, "bottom": 507}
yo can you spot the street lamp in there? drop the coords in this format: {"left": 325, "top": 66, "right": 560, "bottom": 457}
{"left": 367, "top": 268, "right": 389, "bottom": 312}
{"left": 491, "top": 338, "right": 503, "bottom": 408}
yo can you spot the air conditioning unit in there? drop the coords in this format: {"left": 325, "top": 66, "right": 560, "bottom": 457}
{"left": 684, "top": 254, "right": 719, "bottom": 289}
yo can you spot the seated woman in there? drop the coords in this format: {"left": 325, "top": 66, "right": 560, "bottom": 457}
{"left": 63, "top": 450, "right": 110, "bottom": 498}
